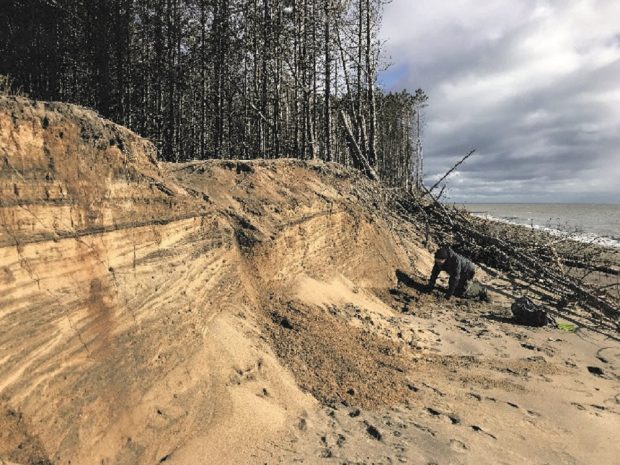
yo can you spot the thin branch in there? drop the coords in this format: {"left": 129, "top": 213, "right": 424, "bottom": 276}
{"left": 428, "top": 149, "right": 476, "bottom": 194}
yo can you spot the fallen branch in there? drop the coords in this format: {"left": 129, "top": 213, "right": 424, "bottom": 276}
{"left": 389, "top": 188, "right": 619, "bottom": 324}
{"left": 427, "top": 149, "right": 476, "bottom": 194}
{"left": 436, "top": 184, "right": 447, "bottom": 202}
{"left": 420, "top": 184, "right": 453, "bottom": 228}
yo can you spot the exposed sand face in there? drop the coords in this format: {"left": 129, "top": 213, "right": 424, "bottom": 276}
{"left": 1, "top": 96, "right": 619, "bottom": 465}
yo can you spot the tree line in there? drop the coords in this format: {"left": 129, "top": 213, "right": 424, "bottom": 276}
{"left": 1, "top": 0, "right": 427, "bottom": 188}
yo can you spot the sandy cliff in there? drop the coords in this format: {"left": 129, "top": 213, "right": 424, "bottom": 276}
{"left": 1, "top": 96, "right": 618, "bottom": 465}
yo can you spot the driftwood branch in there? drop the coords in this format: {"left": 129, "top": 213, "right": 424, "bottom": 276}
{"left": 436, "top": 184, "right": 447, "bottom": 202}
{"left": 427, "top": 149, "right": 476, "bottom": 194}
{"left": 387, "top": 188, "right": 619, "bottom": 329}
{"left": 421, "top": 184, "right": 453, "bottom": 227}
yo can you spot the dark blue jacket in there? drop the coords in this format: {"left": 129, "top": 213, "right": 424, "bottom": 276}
{"left": 429, "top": 248, "right": 475, "bottom": 297}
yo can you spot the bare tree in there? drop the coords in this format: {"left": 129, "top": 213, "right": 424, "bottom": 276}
{"left": 1, "top": 0, "right": 424, "bottom": 186}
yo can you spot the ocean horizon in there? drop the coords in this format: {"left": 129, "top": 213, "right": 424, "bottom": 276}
{"left": 457, "top": 203, "right": 620, "bottom": 249}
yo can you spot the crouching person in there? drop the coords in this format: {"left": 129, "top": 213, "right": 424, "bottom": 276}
{"left": 427, "top": 246, "right": 478, "bottom": 300}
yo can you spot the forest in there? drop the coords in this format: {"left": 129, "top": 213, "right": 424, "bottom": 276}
{"left": 1, "top": 0, "right": 427, "bottom": 188}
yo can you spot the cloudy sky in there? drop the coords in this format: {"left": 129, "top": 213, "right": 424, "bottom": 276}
{"left": 379, "top": 0, "right": 620, "bottom": 203}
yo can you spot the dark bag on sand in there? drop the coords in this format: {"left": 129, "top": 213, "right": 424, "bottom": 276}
{"left": 511, "top": 297, "right": 556, "bottom": 327}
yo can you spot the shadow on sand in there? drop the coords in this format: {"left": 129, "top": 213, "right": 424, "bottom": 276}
{"left": 395, "top": 269, "right": 430, "bottom": 293}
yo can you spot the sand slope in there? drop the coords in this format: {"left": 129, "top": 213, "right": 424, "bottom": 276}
{"left": 1, "top": 96, "right": 618, "bottom": 465}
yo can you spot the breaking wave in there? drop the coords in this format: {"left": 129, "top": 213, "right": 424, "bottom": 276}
{"left": 471, "top": 213, "right": 620, "bottom": 249}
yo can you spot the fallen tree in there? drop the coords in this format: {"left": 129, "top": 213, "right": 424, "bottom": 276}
{"left": 384, "top": 186, "right": 619, "bottom": 334}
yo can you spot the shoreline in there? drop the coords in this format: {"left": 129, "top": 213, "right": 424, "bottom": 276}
{"left": 469, "top": 212, "right": 620, "bottom": 250}
{"left": 457, "top": 202, "right": 620, "bottom": 247}
{"left": 460, "top": 209, "right": 620, "bottom": 305}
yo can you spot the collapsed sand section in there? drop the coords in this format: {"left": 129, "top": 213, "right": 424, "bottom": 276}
{"left": 1, "top": 97, "right": 428, "bottom": 464}
{"left": 166, "top": 160, "right": 427, "bottom": 410}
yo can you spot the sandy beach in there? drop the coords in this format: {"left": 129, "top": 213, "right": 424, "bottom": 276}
{"left": 1, "top": 96, "right": 618, "bottom": 465}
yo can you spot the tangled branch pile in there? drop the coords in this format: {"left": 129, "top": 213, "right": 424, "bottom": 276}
{"left": 386, "top": 188, "right": 619, "bottom": 335}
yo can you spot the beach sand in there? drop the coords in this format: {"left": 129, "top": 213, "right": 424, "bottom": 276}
{"left": 1, "top": 96, "right": 618, "bottom": 465}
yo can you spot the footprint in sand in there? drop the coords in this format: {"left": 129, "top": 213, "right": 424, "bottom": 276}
{"left": 470, "top": 425, "right": 497, "bottom": 440}
{"left": 449, "top": 439, "right": 469, "bottom": 452}
{"left": 422, "top": 383, "right": 446, "bottom": 397}
{"left": 393, "top": 443, "right": 407, "bottom": 454}
{"left": 587, "top": 366, "right": 605, "bottom": 377}
{"left": 571, "top": 402, "right": 613, "bottom": 417}
{"left": 425, "top": 407, "right": 461, "bottom": 425}
{"left": 349, "top": 408, "right": 361, "bottom": 418}
{"left": 596, "top": 346, "right": 620, "bottom": 368}
{"left": 366, "top": 424, "right": 382, "bottom": 440}
{"left": 590, "top": 404, "right": 606, "bottom": 411}
{"left": 411, "top": 421, "right": 437, "bottom": 437}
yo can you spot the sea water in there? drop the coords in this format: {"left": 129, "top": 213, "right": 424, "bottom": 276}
{"left": 458, "top": 203, "right": 620, "bottom": 249}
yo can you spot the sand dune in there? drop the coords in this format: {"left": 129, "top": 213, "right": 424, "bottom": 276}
{"left": 1, "top": 96, "right": 618, "bottom": 465}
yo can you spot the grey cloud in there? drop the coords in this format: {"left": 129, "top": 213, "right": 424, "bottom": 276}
{"left": 380, "top": 0, "right": 620, "bottom": 202}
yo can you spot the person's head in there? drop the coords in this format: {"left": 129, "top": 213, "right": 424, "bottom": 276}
{"left": 434, "top": 246, "right": 450, "bottom": 265}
